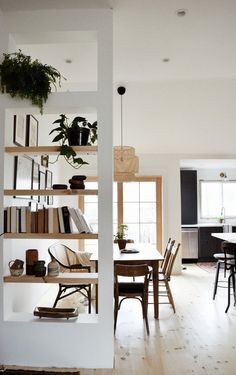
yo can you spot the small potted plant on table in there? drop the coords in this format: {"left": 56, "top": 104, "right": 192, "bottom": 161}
{"left": 114, "top": 224, "right": 129, "bottom": 250}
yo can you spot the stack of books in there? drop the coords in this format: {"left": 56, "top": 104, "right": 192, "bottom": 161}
{"left": 3, "top": 206, "right": 93, "bottom": 234}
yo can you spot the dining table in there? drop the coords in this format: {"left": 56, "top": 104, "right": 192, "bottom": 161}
{"left": 90, "top": 243, "right": 164, "bottom": 319}
{"left": 211, "top": 232, "right": 236, "bottom": 243}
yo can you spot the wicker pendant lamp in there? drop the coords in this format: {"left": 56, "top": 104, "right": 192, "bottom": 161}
{"left": 114, "top": 86, "right": 139, "bottom": 179}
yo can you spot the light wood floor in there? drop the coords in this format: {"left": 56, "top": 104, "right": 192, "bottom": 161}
{"left": 79, "top": 263, "right": 236, "bottom": 375}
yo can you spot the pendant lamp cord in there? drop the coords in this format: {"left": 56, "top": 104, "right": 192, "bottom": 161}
{"left": 120, "top": 94, "right": 124, "bottom": 161}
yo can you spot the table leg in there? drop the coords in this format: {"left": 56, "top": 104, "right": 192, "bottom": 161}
{"left": 152, "top": 260, "right": 159, "bottom": 319}
{"left": 95, "top": 260, "right": 98, "bottom": 314}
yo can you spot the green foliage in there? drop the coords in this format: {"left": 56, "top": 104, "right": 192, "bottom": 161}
{"left": 50, "top": 114, "right": 97, "bottom": 145}
{"left": 49, "top": 114, "right": 97, "bottom": 169}
{"left": 0, "top": 50, "right": 63, "bottom": 114}
{"left": 59, "top": 145, "right": 89, "bottom": 169}
{"left": 114, "top": 224, "right": 128, "bottom": 240}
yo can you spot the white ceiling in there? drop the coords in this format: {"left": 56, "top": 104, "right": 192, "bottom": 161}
{"left": 1, "top": 0, "right": 236, "bottom": 83}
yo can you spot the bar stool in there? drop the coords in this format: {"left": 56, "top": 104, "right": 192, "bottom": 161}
{"left": 213, "top": 241, "right": 235, "bottom": 300}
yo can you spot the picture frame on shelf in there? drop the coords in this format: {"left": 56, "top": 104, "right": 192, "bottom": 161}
{"left": 41, "top": 154, "right": 49, "bottom": 168}
{"left": 46, "top": 170, "right": 53, "bottom": 205}
{"left": 32, "top": 161, "right": 40, "bottom": 202}
{"left": 39, "top": 170, "right": 46, "bottom": 204}
{"left": 14, "top": 155, "right": 33, "bottom": 199}
{"left": 13, "top": 114, "right": 27, "bottom": 147}
{"left": 26, "top": 114, "right": 38, "bottom": 147}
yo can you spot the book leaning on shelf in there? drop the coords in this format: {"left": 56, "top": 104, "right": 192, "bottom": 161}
{"left": 68, "top": 207, "right": 93, "bottom": 234}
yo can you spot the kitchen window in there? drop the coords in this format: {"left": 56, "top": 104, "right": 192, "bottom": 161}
{"left": 200, "top": 180, "right": 236, "bottom": 219}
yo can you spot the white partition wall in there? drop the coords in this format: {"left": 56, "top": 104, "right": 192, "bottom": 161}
{"left": 0, "top": 9, "right": 113, "bottom": 368}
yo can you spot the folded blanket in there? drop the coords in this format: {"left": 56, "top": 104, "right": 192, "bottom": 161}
{"left": 75, "top": 251, "right": 92, "bottom": 266}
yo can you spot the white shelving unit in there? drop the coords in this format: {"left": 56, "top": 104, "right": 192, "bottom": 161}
{"left": 0, "top": 7, "right": 113, "bottom": 369}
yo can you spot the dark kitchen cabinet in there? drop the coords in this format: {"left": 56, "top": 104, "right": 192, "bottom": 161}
{"left": 180, "top": 170, "right": 198, "bottom": 225}
{"left": 198, "top": 226, "right": 223, "bottom": 261}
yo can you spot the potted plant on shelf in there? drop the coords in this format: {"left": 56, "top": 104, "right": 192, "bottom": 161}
{"left": 0, "top": 50, "right": 63, "bottom": 114}
{"left": 49, "top": 114, "right": 98, "bottom": 169}
{"left": 114, "top": 224, "right": 128, "bottom": 250}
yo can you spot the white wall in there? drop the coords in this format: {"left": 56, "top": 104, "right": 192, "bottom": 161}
{"left": 113, "top": 80, "right": 236, "bottom": 154}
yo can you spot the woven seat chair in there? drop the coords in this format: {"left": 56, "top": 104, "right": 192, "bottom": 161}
{"left": 48, "top": 243, "right": 92, "bottom": 313}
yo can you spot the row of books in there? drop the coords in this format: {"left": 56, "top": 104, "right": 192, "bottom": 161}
{"left": 3, "top": 206, "right": 93, "bottom": 234}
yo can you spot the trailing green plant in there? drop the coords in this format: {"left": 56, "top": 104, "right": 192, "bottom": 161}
{"left": 0, "top": 50, "right": 63, "bottom": 114}
{"left": 49, "top": 114, "right": 97, "bottom": 169}
{"left": 51, "top": 144, "right": 89, "bottom": 170}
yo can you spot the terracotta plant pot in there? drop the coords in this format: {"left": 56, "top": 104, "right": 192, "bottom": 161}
{"left": 117, "top": 239, "right": 127, "bottom": 250}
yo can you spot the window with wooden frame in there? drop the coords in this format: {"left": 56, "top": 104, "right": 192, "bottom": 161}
{"left": 78, "top": 176, "right": 162, "bottom": 251}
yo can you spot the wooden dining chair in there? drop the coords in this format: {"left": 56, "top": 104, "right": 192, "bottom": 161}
{"left": 48, "top": 243, "right": 92, "bottom": 313}
{"left": 157, "top": 243, "right": 181, "bottom": 313}
{"left": 159, "top": 238, "right": 175, "bottom": 274}
{"left": 114, "top": 263, "right": 152, "bottom": 335}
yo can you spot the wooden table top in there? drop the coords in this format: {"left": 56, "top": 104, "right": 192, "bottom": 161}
{"left": 90, "top": 243, "right": 163, "bottom": 262}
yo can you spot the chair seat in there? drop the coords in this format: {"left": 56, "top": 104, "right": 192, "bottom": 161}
{"left": 118, "top": 282, "right": 145, "bottom": 295}
{"left": 214, "top": 253, "right": 234, "bottom": 260}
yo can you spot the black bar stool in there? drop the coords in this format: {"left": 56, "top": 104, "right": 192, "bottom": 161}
{"left": 213, "top": 241, "right": 235, "bottom": 300}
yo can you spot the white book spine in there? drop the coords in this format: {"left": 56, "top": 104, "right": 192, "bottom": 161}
{"left": 68, "top": 207, "right": 81, "bottom": 233}
{"left": 57, "top": 207, "right": 65, "bottom": 233}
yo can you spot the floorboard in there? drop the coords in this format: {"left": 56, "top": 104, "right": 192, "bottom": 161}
{"left": 78, "top": 264, "right": 236, "bottom": 375}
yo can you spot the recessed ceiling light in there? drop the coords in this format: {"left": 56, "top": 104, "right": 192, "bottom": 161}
{"left": 162, "top": 58, "right": 170, "bottom": 63}
{"left": 65, "top": 59, "right": 72, "bottom": 64}
{"left": 176, "top": 9, "right": 188, "bottom": 17}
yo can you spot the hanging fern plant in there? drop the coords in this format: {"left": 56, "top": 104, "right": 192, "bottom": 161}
{"left": 0, "top": 50, "right": 63, "bottom": 114}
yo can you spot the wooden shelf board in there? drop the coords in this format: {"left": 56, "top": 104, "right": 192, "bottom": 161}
{"left": 4, "top": 189, "right": 98, "bottom": 196}
{"left": 4, "top": 233, "right": 98, "bottom": 239}
{"left": 5, "top": 145, "right": 97, "bottom": 155}
{"left": 4, "top": 272, "right": 98, "bottom": 284}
